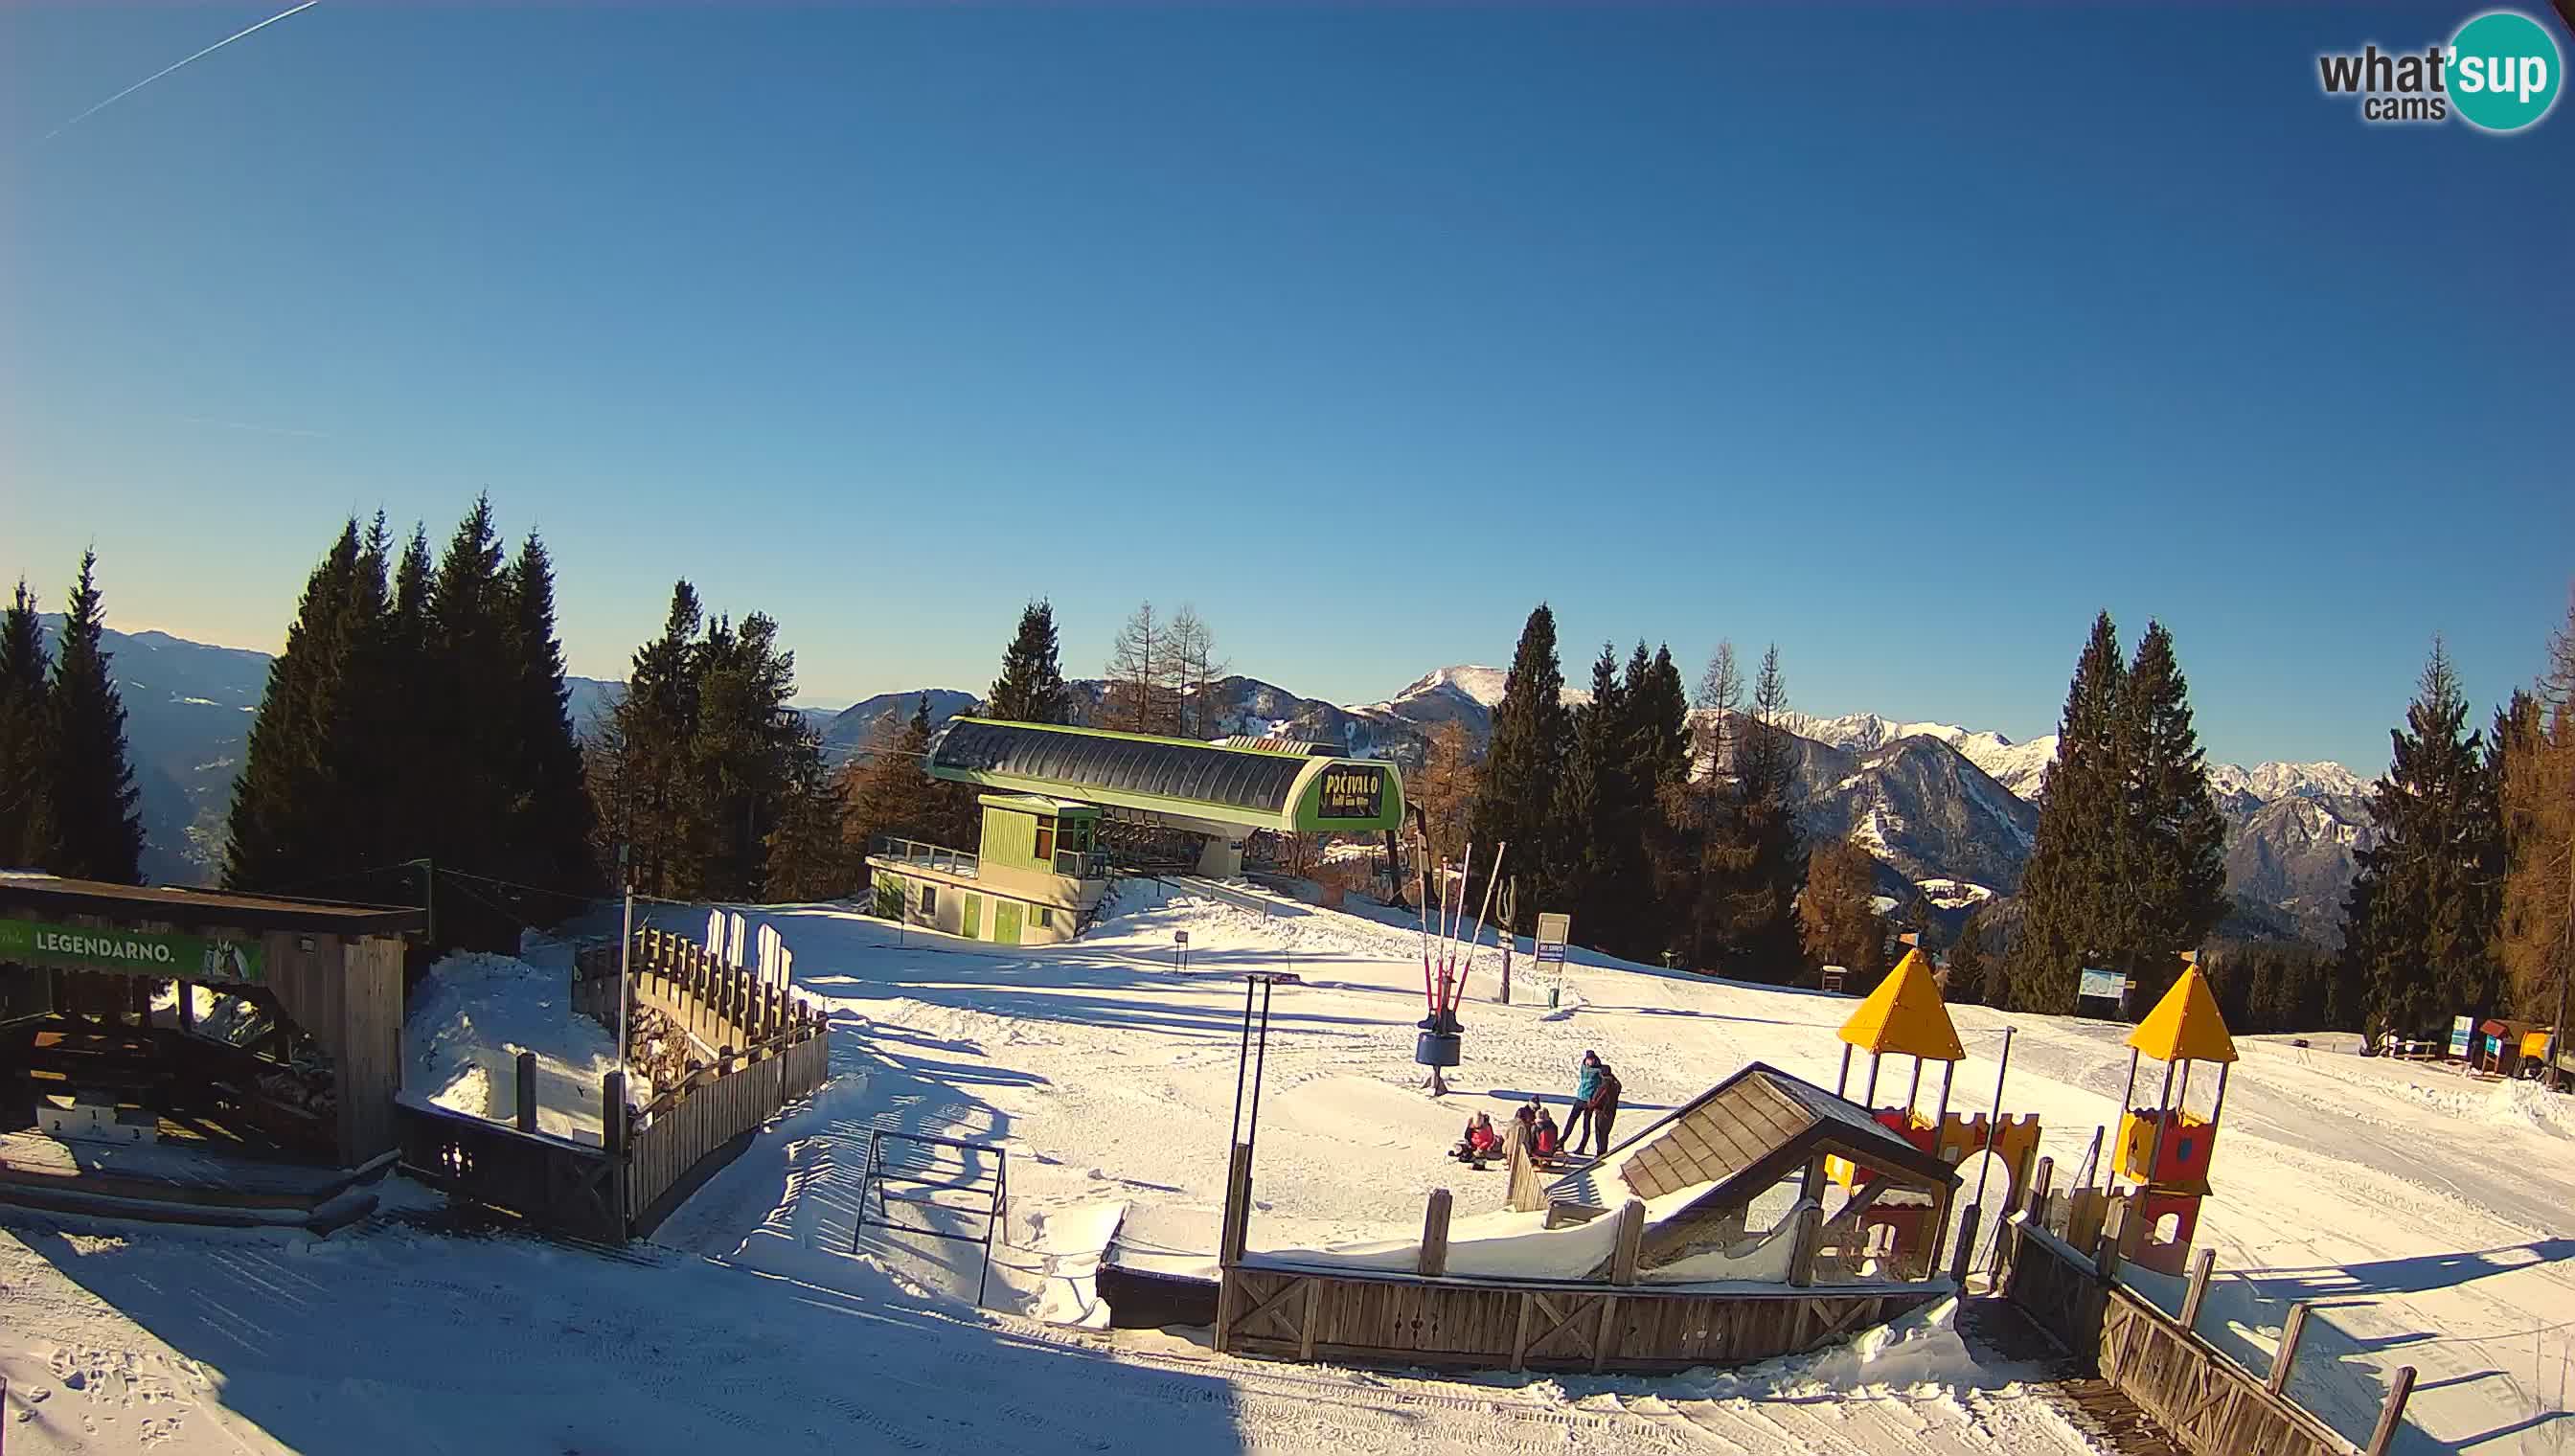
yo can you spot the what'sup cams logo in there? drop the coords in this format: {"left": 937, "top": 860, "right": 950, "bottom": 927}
{"left": 2317, "top": 9, "right": 2563, "bottom": 130}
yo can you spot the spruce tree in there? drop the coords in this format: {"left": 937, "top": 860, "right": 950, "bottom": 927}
{"left": 1547, "top": 644, "right": 1627, "bottom": 944}
{"left": 225, "top": 520, "right": 367, "bottom": 893}
{"left": 1704, "top": 645, "right": 1803, "bottom": 981}
{"left": 0, "top": 580, "right": 55, "bottom": 868}
{"left": 1799, "top": 838, "right": 1887, "bottom": 980}
{"left": 44, "top": 551, "right": 145, "bottom": 883}
{"left": 763, "top": 719, "right": 849, "bottom": 900}
{"left": 1623, "top": 644, "right": 1693, "bottom": 961}
{"left": 2338, "top": 643, "right": 2503, "bottom": 1036}
{"left": 1468, "top": 603, "right": 1570, "bottom": 931}
{"left": 2007, "top": 612, "right": 2128, "bottom": 1011}
{"left": 1946, "top": 908, "right": 1990, "bottom": 1006}
{"left": 600, "top": 582, "right": 707, "bottom": 897}
{"left": 503, "top": 533, "right": 601, "bottom": 899}
{"left": 2110, "top": 622, "right": 2228, "bottom": 1010}
{"left": 422, "top": 495, "right": 515, "bottom": 915}
{"left": 988, "top": 600, "right": 1071, "bottom": 724}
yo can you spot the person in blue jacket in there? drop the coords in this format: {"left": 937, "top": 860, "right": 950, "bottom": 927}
{"left": 1563, "top": 1050, "right": 1604, "bottom": 1154}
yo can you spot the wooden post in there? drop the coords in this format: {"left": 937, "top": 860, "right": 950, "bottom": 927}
{"left": 1948, "top": 1203, "right": 1981, "bottom": 1285}
{"left": 1510, "top": 1290, "right": 1536, "bottom": 1371}
{"left": 176, "top": 980, "right": 195, "bottom": 1034}
{"left": 603, "top": 1072, "right": 627, "bottom": 1159}
{"left": 2178, "top": 1247, "right": 2218, "bottom": 1332}
{"left": 1298, "top": 1277, "right": 1322, "bottom": 1362}
{"left": 2094, "top": 1194, "right": 2130, "bottom": 1281}
{"left": 514, "top": 1052, "right": 538, "bottom": 1134}
{"left": 1609, "top": 1198, "right": 1646, "bottom": 1285}
{"left": 2362, "top": 1365, "right": 2418, "bottom": 1456}
{"left": 1592, "top": 1293, "right": 1620, "bottom": 1374}
{"left": 2028, "top": 1155, "right": 2055, "bottom": 1221}
{"left": 2268, "top": 1302, "right": 2313, "bottom": 1395}
{"left": 1418, "top": 1188, "right": 1453, "bottom": 1277}
{"left": 1788, "top": 1197, "right": 1827, "bottom": 1287}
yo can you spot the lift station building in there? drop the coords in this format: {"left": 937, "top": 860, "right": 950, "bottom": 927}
{"left": 864, "top": 718, "right": 1406, "bottom": 946}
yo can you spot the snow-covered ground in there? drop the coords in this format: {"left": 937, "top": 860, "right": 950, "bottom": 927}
{"left": 3, "top": 881, "right": 2569, "bottom": 1454}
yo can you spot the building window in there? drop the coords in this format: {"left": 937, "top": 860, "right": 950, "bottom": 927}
{"left": 1035, "top": 906, "right": 1053, "bottom": 928}
{"left": 1034, "top": 815, "right": 1057, "bottom": 862}
{"left": 920, "top": 885, "right": 938, "bottom": 918}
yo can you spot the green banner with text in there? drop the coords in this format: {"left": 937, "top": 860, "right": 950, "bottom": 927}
{"left": 0, "top": 918, "right": 262, "bottom": 984}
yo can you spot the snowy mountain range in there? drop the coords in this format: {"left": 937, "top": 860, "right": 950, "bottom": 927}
{"left": 44, "top": 628, "right": 2374, "bottom": 944}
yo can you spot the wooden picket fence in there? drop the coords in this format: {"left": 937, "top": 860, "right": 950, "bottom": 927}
{"left": 403, "top": 929, "right": 832, "bottom": 1242}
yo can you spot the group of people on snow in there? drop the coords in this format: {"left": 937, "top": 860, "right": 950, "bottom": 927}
{"left": 1447, "top": 1049, "right": 1624, "bottom": 1168}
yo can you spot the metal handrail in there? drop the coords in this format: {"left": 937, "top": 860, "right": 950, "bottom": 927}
{"left": 869, "top": 834, "right": 979, "bottom": 877}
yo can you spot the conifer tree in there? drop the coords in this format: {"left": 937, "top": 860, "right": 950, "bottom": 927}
{"left": 1946, "top": 908, "right": 1990, "bottom": 1006}
{"left": 1799, "top": 838, "right": 1887, "bottom": 980}
{"left": 599, "top": 582, "right": 708, "bottom": 897}
{"left": 1468, "top": 603, "right": 1570, "bottom": 931}
{"left": 2007, "top": 612, "right": 2128, "bottom": 1010}
{"left": 503, "top": 533, "right": 601, "bottom": 899}
{"left": 693, "top": 612, "right": 803, "bottom": 899}
{"left": 1703, "top": 645, "right": 1803, "bottom": 980}
{"left": 2339, "top": 642, "right": 2504, "bottom": 1036}
{"left": 988, "top": 600, "right": 1071, "bottom": 724}
{"left": 422, "top": 496, "right": 513, "bottom": 881}
{"left": 1548, "top": 644, "right": 1628, "bottom": 943}
{"left": 0, "top": 580, "right": 55, "bottom": 868}
{"left": 763, "top": 719, "right": 849, "bottom": 900}
{"left": 2110, "top": 622, "right": 2228, "bottom": 1009}
{"left": 44, "top": 551, "right": 145, "bottom": 883}
{"left": 226, "top": 520, "right": 368, "bottom": 892}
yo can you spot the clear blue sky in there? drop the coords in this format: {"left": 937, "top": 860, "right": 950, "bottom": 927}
{"left": 5, "top": 3, "right": 2569, "bottom": 771}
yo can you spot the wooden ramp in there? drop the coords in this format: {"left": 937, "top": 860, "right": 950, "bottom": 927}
{"left": 1959, "top": 1295, "right": 2188, "bottom": 1456}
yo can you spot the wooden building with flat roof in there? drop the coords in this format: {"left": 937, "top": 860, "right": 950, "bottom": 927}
{"left": 0, "top": 875, "right": 420, "bottom": 1173}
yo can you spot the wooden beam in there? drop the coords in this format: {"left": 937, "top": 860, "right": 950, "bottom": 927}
{"left": 2178, "top": 1246, "right": 2218, "bottom": 1332}
{"left": 515, "top": 1052, "right": 538, "bottom": 1135}
{"left": 1298, "top": 1277, "right": 1322, "bottom": 1362}
{"left": 2267, "top": 1302, "right": 2313, "bottom": 1396}
{"left": 1510, "top": 1290, "right": 1535, "bottom": 1371}
{"left": 1609, "top": 1198, "right": 1646, "bottom": 1285}
{"left": 1591, "top": 1293, "right": 1619, "bottom": 1374}
{"left": 2363, "top": 1365, "right": 2417, "bottom": 1456}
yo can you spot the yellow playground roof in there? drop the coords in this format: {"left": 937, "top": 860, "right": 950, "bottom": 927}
{"left": 2127, "top": 967, "right": 2238, "bottom": 1065}
{"left": 1838, "top": 948, "right": 1965, "bottom": 1061}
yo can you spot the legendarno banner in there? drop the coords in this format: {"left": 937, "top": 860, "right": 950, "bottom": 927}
{"left": 0, "top": 918, "right": 263, "bottom": 984}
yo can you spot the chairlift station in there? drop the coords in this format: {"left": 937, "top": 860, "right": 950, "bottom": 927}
{"left": 864, "top": 718, "right": 1406, "bottom": 946}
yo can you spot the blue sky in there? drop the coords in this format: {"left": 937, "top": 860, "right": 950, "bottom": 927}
{"left": 5, "top": 3, "right": 2569, "bottom": 771}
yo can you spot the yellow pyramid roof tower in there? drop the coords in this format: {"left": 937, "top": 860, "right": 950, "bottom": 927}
{"left": 2127, "top": 966, "right": 2238, "bottom": 1065}
{"left": 1838, "top": 948, "right": 1965, "bottom": 1061}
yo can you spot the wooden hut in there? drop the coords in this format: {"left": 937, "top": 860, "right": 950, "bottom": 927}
{"left": 0, "top": 876, "right": 419, "bottom": 1222}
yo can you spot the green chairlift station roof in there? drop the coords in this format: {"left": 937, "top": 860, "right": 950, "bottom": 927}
{"left": 923, "top": 718, "right": 1406, "bottom": 834}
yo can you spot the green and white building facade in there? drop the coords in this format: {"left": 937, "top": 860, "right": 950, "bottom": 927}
{"left": 864, "top": 718, "right": 1407, "bottom": 946}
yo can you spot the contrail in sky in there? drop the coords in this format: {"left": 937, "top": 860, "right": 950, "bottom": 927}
{"left": 41, "top": 1, "right": 321, "bottom": 145}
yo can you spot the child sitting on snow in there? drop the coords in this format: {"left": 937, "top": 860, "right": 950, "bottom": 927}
{"left": 1450, "top": 1111, "right": 1501, "bottom": 1164}
{"left": 1534, "top": 1105, "right": 1561, "bottom": 1158}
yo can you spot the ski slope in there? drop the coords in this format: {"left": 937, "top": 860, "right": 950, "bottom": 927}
{"left": 1, "top": 881, "right": 2567, "bottom": 1454}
